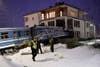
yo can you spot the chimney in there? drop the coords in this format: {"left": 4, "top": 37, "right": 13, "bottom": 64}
{"left": 55, "top": 1, "right": 65, "bottom": 6}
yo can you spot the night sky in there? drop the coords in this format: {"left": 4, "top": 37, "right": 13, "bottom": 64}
{"left": 0, "top": 0, "right": 100, "bottom": 29}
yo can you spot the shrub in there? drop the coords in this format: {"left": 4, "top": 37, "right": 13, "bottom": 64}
{"left": 66, "top": 38, "right": 79, "bottom": 48}
{"left": 57, "top": 38, "right": 79, "bottom": 49}
{"left": 92, "top": 43, "right": 100, "bottom": 48}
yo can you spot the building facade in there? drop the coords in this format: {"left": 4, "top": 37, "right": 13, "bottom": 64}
{"left": 24, "top": 2, "right": 96, "bottom": 39}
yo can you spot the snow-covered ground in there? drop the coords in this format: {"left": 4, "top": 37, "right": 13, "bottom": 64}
{"left": 1, "top": 43, "right": 100, "bottom": 67}
{"left": 0, "top": 56, "right": 21, "bottom": 67}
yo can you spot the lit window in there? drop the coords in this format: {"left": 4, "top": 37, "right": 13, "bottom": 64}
{"left": 70, "top": 10, "right": 78, "bottom": 17}
{"left": 41, "top": 14, "right": 44, "bottom": 20}
{"left": 49, "top": 11, "right": 55, "bottom": 18}
{"left": 46, "top": 13, "right": 49, "bottom": 19}
{"left": 60, "top": 11, "right": 63, "bottom": 17}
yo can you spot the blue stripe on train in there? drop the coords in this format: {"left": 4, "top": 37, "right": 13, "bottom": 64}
{"left": 0, "top": 37, "right": 31, "bottom": 47}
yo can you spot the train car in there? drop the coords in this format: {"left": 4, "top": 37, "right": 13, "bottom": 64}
{"left": 30, "top": 26, "right": 68, "bottom": 40}
{"left": 0, "top": 27, "right": 31, "bottom": 54}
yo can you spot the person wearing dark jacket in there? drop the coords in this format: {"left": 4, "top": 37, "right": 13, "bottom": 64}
{"left": 37, "top": 40, "right": 43, "bottom": 54}
{"left": 30, "top": 38, "right": 38, "bottom": 61}
{"left": 49, "top": 38, "right": 54, "bottom": 52}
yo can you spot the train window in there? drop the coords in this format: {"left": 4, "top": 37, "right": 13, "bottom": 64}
{"left": 18, "top": 31, "right": 21, "bottom": 37}
{"left": 13, "top": 32, "right": 17, "bottom": 38}
{"left": 1, "top": 32, "right": 9, "bottom": 39}
{"left": 26, "top": 31, "right": 30, "bottom": 36}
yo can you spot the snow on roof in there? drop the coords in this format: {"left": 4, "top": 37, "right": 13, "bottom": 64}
{"left": 0, "top": 27, "right": 28, "bottom": 32}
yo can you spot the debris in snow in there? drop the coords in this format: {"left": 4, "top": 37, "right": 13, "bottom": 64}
{"left": 54, "top": 53, "right": 64, "bottom": 59}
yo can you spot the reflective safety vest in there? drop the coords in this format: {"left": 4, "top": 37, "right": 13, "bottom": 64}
{"left": 31, "top": 41, "right": 37, "bottom": 49}
{"left": 49, "top": 38, "right": 53, "bottom": 44}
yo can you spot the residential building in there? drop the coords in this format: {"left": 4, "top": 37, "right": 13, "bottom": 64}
{"left": 24, "top": 2, "right": 96, "bottom": 39}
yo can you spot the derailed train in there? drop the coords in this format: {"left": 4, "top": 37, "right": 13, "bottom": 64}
{"left": 0, "top": 26, "right": 68, "bottom": 54}
{"left": 0, "top": 28, "right": 31, "bottom": 54}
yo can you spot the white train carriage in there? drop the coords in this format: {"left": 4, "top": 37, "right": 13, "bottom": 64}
{"left": 0, "top": 28, "right": 31, "bottom": 54}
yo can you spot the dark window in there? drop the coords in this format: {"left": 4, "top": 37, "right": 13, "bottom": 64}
{"left": 25, "top": 17, "right": 28, "bottom": 22}
{"left": 32, "top": 16, "right": 34, "bottom": 20}
{"left": 74, "top": 20, "right": 80, "bottom": 27}
{"left": 90, "top": 26, "right": 94, "bottom": 30}
{"left": 74, "top": 31, "right": 80, "bottom": 38}
{"left": 13, "top": 32, "right": 17, "bottom": 38}
{"left": 25, "top": 25, "right": 29, "bottom": 28}
{"left": 26, "top": 31, "right": 30, "bottom": 36}
{"left": 18, "top": 31, "right": 21, "bottom": 37}
{"left": 67, "top": 19, "right": 73, "bottom": 29}
{"left": 1, "top": 32, "right": 9, "bottom": 39}
{"left": 48, "top": 21, "right": 54, "bottom": 26}
{"left": 56, "top": 19, "right": 65, "bottom": 27}
{"left": 86, "top": 23, "right": 90, "bottom": 28}
{"left": 77, "top": 31, "right": 80, "bottom": 38}
{"left": 87, "top": 32, "right": 89, "bottom": 37}
{"left": 39, "top": 23, "right": 45, "bottom": 26}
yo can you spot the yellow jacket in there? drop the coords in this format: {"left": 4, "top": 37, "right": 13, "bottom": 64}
{"left": 30, "top": 40, "right": 37, "bottom": 49}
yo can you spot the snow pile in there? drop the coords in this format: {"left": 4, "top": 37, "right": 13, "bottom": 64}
{"left": 19, "top": 47, "right": 32, "bottom": 54}
{"left": 0, "top": 56, "right": 21, "bottom": 67}
{"left": 5, "top": 44, "right": 100, "bottom": 67}
{"left": 54, "top": 43, "right": 66, "bottom": 49}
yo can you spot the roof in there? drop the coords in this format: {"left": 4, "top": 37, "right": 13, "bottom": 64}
{"left": 24, "top": 10, "right": 40, "bottom": 16}
{"left": 41, "top": 3, "right": 87, "bottom": 12}
{"left": 0, "top": 27, "right": 29, "bottom": 32}
{"left": 24, "top": 2, "right": 87, "bottom": 16}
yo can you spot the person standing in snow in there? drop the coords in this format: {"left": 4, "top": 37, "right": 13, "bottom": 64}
{"left": 37, "top": 40, "right": 43, "bottom": 54}
{"left": 49, "top": 38, "right": 54, "bottom": 52}
{"left": 30, "top": 38, "right": 38, "bottom": 61}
